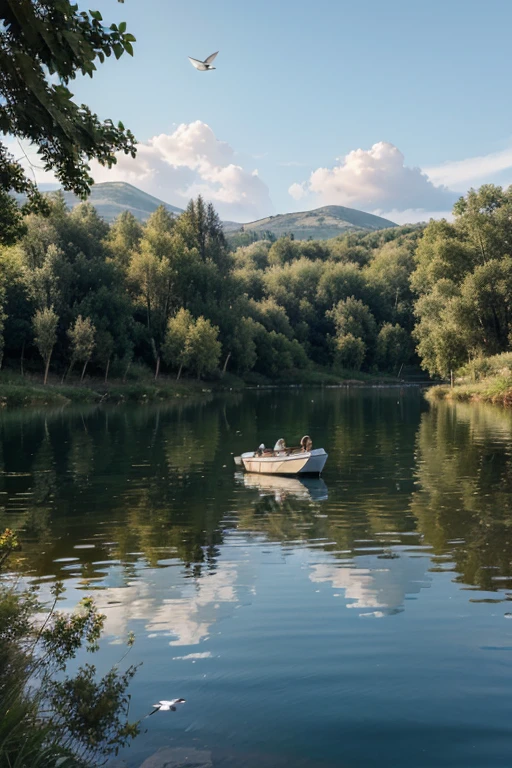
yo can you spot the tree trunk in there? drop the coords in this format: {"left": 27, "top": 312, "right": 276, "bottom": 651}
{"left": 176, "top": 363, "right": 183, "bottom": 381}
{"left": 123, "top": 361, "right": 131, "bottom": 383}
{"left": 80, "top": 360, "right": 88, "bottom": 383}
{"left": 154, "top": 355, "right": 160, "bottom": 380}
{"left": 20, "top": 342, "right": 24, "bottom": 377}
{"left": 450, "top": 369, "right": 454, "bottom": 389}
{"left": 104, "top": 357, "right": 110, "bottom": 384}
{"left": 222, "top": 351, "right": 231, "bottom": 375}
{"left": 43, "top": 354, "right": 51, "bottom": 385}
{"left": 62, "top": 359, "right": 74, "bottom": 384}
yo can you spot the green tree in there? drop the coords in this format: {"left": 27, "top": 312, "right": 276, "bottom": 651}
{"left": 327, "top": 296, "right": 377, "bottom": 367}
{"left": 186, "top": 316, "right": 221, "bottom": 380}
{"left": 67, "top": 315, "right": 96, "bottom": 382}
{"left": 128, "top": 206, "right": 176, "bottom": 378}
{"left": 268, "top": 236, "right": 300, "bottom": 266}
{"left": 163, "top": 308, "right": 194, "bottom": 379}
{"left": 334, "top": 333, "right": 366, "bottom": 371}
{"left": 106, "top": 210, "right": 143, "bottom": 269}
{"left": 376, "top": 323, "right": 410, "bottom": 372}
{"left": 0, "top": 0, "right": 137, "bottom": 244}
{"left": 33, "top": 306, "right": 58, "bottom": 384}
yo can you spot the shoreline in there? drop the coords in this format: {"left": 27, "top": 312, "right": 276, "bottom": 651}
{"left": 426, "top": 380, "right": 512, "bottom": 407}
{"left": 0, "top": 370, "right": 426, "bottom": 409}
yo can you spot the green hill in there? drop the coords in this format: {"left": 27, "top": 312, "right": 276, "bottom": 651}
{"left": 224, "top": 205, "right": 396, "bottom": 240}
{"left": 58, "top": 182, "right": 183, "bottom": 221}
{"left": 20, "top": 182, "right": 396, "bottom": 237}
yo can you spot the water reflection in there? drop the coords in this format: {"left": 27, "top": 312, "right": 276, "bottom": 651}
{"left": 97, "top": 546, "right": 258, "bottom": 646}
{"left": 236, "top": 472, "right": 329, "bottom": 502}
{"left": 309, "top": 549, "right": 431, "bottom": 616}
{"left": 410, "top": 401, "right": 512, "bottom": 592}
{"left": 1, "top": 392, "right": 512, "bottom": 603}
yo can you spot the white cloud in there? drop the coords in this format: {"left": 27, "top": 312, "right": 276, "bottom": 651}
{"left": 376, "top": 208, "right": 454, "bottom": 225}
{"left": 425, "top": 145, "right": 512, "bottom": 189}
{"left": 288, "top": 182, "right": 307, "bottom": 200}
{"left": 291, "top": 141, "right": 455, "bottom": 215}
{"left": 90, "top": 121, "right": 273, "bottom": 222}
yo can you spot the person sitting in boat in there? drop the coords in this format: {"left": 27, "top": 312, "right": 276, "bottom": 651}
{"left": 300, "top": 435, "right": 313, "bottom": 452}
{"left": 255, "top": 443, "right": 266, "bottom": 456}
{"left": 274, "top": 438, "right": 287, "bottom": 455}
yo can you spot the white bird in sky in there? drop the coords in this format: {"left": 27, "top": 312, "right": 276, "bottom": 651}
{"left": 188, "top": 51, "right": 218, "bottom": 71}
{"left": 147, "top": 699, "right": 186, "bottom": 716}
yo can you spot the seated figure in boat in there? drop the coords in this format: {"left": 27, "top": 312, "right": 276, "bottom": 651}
{"left": 274, "top": 438, "right": 287, "bottom": 455}
{"left": 300, "top": 435, "right": 313, "bottom": 452}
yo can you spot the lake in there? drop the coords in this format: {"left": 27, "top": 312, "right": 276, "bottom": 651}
{"left": 2, "top": 387, "right": 512, "bottom": 768}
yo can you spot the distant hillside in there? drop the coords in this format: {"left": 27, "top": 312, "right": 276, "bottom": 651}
{"left": 224, "top": 205, "right": 396, "bottom": 240}
{"left": 17, "top": 181, "right": 396, "bottom": 237}
{"left": 59, "top": 182, "right": 183, "bottom": 222}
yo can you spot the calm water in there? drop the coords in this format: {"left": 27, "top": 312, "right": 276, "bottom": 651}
{"left": 2, "top": 388, "right": 512, "bottom": 768}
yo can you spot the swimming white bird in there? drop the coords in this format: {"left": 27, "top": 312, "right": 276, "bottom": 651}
{"left": 148, "top": 699, "right": 186, "bottom": 716}
{"left": 188, "top": 52, "right": 218, "bottom": 71}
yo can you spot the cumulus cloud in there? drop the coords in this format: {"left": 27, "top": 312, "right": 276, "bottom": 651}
{"left": 90, "top": 121, "right": 273, "bottom": 222}
{"left": 289, "top": 141, "right": 456, "bottom": 218}
{"left": 288, "top": 182, "right": 307, "bottom": 200}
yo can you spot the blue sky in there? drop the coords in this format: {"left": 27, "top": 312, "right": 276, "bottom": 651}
{"left": 27, "top": 0, "right": 512, "bottom": 221}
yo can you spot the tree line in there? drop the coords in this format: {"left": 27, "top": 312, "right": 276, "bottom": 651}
{"left": 0, "top": 184, "right": 510, "bottom": 383}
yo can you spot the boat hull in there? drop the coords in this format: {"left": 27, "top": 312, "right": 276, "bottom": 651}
{"left": 240, "top": 448, "right": 327, "bottom": 476}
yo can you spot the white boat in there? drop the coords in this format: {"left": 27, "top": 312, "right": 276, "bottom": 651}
{"left": 234, "top": 447, "right": 328, "bottom": 476}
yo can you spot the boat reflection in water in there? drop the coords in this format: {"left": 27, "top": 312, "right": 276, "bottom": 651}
{"left": 236, "top": 471, "right": 328, "bottom": 502}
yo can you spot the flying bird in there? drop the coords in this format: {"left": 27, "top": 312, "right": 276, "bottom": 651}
{"left": 146, "top": 699, "right": 186, "bottom": 717}
{"left": 188, "top": 52, "right": 218, "bottom": 71}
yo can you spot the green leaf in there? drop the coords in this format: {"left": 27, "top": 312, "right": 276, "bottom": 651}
{"left": 119, "top": 21, "right": 127, "bottom": 33}
{"left": 89, "top": 9, "right": 102, "bottom": 20}
{"left": 124, "top": 33, "right": 136, "bottom": 42}
{"left": 124, "top": 41, "right": 133, "bottom": 56}
{"left": 113, "top": 43, "right": 124, "bottom": 59}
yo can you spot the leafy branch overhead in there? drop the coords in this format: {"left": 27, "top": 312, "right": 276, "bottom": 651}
{"left": 0, "top": 0, "right": 137, "bottom": 243}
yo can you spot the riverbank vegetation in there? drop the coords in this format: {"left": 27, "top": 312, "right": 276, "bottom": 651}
{"left": 427, "top": 352, "right": 512, "bottom": 405}
{"left": 4, "top": 175, "right": 512, "bottom": 400}
{"left": 0, "top": 191, "right": 422, "bottom": 389}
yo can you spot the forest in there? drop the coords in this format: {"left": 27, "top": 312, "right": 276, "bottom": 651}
{"left": 1, "top": 183, "right": 512, "bottom": 385}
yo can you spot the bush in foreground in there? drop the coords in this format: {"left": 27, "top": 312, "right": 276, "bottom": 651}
{"left": 0, "top": 529, "right": 139, "bottom": 767}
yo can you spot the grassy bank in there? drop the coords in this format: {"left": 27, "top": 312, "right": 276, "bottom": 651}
{"left": 426, "top": 353, "right": 512, "bottom": 406}
{"left": 427, "top": 377, "right": 512, "bottom": 406}
{"left": 0, "top": 366, "right": 406, "bottom": 408}
{"left": 0, "top": 372, "right": 233, "bottom": 408}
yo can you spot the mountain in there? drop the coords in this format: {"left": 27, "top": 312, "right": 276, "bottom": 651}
{"left": 63, "top": 182, "right": 184, "bottom": 221}
{"left": 22, "top": 181, "right": 396, "bottom": 237}
{"left": 58, "top": 182, "right": 184, "bottom": 221}
{"left": 223, "top": 205, "right": 396, "bottom": 239}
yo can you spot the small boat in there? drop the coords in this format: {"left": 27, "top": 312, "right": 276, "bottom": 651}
{"left": 234, "top": 447, "right": 328, "bottom": 476}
